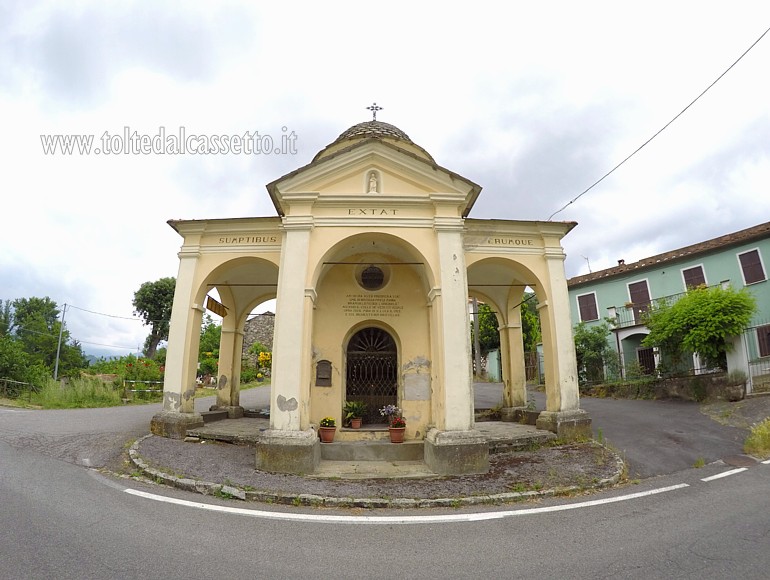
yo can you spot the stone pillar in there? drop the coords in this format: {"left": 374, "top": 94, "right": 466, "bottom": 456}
{"left": 501, "top": 307, "right": 527, "bottom": 408}
{"left": 151, "top": 246, "right": 204, "bottom": 438}
{"left": 255, "top": 215, "right": 319, "bottom": 474}
{"left": 424, "top": 217, "right": 488, "bottom": 475}
{"left": 212, "top": 322, "right": 244, "bottom": 418}
{"left": 535, "top": 250, "right": 591, "bottom": 440}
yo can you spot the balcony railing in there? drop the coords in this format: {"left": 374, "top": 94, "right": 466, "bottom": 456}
{"left": 608, "top": 288, "right": 698, "bottom": 329}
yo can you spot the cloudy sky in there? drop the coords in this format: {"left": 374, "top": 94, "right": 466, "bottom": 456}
{"left": 2, "top": 1, "right": 769, "bottom": 358}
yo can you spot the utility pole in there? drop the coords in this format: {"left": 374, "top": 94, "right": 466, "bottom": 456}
{"left": 53, "top": 303, "right": 67, "bottom": 381}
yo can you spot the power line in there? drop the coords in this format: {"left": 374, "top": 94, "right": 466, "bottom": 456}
{"left": 547, "top": 24, "right": 770, "bottom": 221}
{"left": 68, "top": 304, "right": 169, "bottom": 324}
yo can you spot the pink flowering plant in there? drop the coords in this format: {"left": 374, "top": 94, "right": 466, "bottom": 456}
{"left": 379, "top": 404, "right": 405, "bottom": 428}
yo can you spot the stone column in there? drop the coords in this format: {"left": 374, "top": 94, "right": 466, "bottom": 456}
{"left": 424, "top": 217, "right": 488, "bottom": 475}
{"left": 151, "top": 247, "right": 204, "bottom": 438}
{"left": 502, "top": 306, "right": 527, "bottom": 408}
{"left": 536, "top": 250, "right": 591, "bottom": 439}
{"left": 213, "top": 322, "right": 244, "bottom": 418}
{"left": 255, "top": 216, "right": 319, "bottom": 474}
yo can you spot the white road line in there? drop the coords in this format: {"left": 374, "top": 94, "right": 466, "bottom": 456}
{"left": 700, "top": 468, "right": 748, "bottom": 482}
{"left": 123, "top": 483, "right": 690, "bottom": 525}
{"left": 761, "top": 459, "right": 770, "bottom": 465}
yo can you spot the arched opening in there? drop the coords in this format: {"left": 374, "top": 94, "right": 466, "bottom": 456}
{"left": 345, "top": 327, "right": 398, "bottom": 424}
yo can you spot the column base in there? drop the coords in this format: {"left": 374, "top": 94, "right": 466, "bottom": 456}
{"left": 500, "top": 407, "right": 540, "bottom": 425}
{"left": 150, "top": 411, "right": 205, "bottom": 439}
{"left": 209, "top": 405, "right": 244, "bottom": 419}
{"left": 423, "top": 428, "right": 489, "bottom": 475}
{"left": 255, "top": 429, "right": 320, "bottom": 475}
{"left": 536, "top": 409, "right": 592, "bottom": 440}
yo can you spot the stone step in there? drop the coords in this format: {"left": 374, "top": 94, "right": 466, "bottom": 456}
{"left": 309, "top": 460, "right": 436, "bottom": 480}
{"left": 200, "top": 410, "right": 229, "bottom": 424}
{"left": 320, "top": 440, "right": 424, "bottom": 462}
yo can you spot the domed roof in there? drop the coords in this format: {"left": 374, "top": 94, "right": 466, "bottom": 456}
{"left": 312, "top": 120, "right": 435, "bottom": 163}
{"left": 334, "top": 121, "right": 413, "bottom": 143}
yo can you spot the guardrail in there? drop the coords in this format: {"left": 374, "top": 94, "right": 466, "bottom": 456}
{"left": 0, "top": 378, "right": 40, "bottom": 401}
{"left": 122, "top": 380, "right": 163, "bottom": 402}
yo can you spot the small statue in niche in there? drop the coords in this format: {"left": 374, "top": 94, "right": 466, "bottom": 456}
{"left": 368, "top": 172, "right": 378, "bottom": 193}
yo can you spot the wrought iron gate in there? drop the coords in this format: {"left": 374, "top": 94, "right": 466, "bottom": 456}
{"left": 346, "top": 327, "right": 397, "bottom": 424}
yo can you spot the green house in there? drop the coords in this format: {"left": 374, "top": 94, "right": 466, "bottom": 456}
{"left": 567, "top": 221, "right": 770, "bottom": 392}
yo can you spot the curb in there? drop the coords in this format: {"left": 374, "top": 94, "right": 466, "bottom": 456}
{"left": 128, "top": 434, "right": 626, "bottom": 509}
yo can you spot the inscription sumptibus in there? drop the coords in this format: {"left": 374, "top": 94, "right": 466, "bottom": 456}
{"left": 217, "top": 235, "right": 278, "bottom": 244}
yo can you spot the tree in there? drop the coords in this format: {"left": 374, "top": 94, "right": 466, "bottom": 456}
{"left": 642, "top": 285, "right": 756, "bottom": 371}
{"left": 0, "top": 300, "right": 11, "bottom": 337}
{"left": 198, "top": 316, "right": 221, "bottom": 377}
{"left": 11, "top": 297, "right": 60, "bottom": 332}
{"left": 471, "top": 294, "right": 541, "bottom": 355}
{"left": 475, "top": 302, "right": 501, "bottom": 353}
{"left": 11, "top": 297, "right": 86, "bottom": 375}
{"left": 521, "top": 292, "right": 541, "bottom": 353}
{"left": 133, "top": 277, "right": 175, "bottom": 359}
{"left": 573, "top": 321, "right": 615, "bottom": 384}
{"left": 0, "top": 335, "right": 33, "bottom": 383}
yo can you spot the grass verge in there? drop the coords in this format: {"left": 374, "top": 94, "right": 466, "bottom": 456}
{"left": 744, "top": 418, "right": 770, "bottom": 459}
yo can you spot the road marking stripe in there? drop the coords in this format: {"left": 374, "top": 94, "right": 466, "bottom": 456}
{"left": 762, "top": 459, "right": 770, "bottom": 465}
{"left": 123, "top": 483, "right": 690, "bottom": 525}
{"left": 701, "top": 468, "right": 748, "bottom": 482}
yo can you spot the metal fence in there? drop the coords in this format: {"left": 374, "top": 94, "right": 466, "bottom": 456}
{"left": 122, "top": 380, "right": 163, "bottom": 401}
{"left": 0, "top": 378, "right": 39, "bottom": 401}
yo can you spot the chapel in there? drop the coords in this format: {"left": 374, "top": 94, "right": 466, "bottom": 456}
{"left": 151, "top": 114, "right": 590, "bottom": 475}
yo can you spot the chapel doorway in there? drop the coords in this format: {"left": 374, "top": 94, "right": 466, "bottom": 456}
{"left": 346, "top": 327, "right": 397, "bottom": 425}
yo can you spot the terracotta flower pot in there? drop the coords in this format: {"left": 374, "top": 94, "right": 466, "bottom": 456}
{"left": 388, "top": 427, "right": 406, "bottom": 443}
{"left": 318, "top": 426, "right": 336, "bottom": 443}
{"left": 350, "top": 417, "right": 362, "bottom": 429}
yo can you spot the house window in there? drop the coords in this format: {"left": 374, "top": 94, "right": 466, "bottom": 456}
{"left": 577, "top": 293, "right": 599, "bottom": 322}
{"left": 758, "top": 325, "right": 770, "bottom": 358}
{"left": 627, "top": 280, "right": 651, "bottom": 323}
{"left": 682, "top": 265, "right": 706, "bottom": 289}
{"left": 738, "top": 249, "right": 766, "bottom": 285}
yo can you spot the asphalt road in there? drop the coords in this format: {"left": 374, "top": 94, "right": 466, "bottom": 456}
{"left": 2, "top": 384, "right": 769, "bottom": 579}
{"left": 474, "top": 383, "right": 752, "bottom": 479}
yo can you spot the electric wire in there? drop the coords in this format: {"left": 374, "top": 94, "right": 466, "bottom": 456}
{"left": 547, "top": 24, "right": 770, "bottom": 221}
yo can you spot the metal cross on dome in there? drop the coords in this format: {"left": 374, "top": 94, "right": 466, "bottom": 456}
{"left": 366, "top": 102, "right": 382, "bottom": 121}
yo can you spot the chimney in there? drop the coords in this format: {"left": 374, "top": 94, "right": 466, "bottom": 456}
{"left": 618, "top": 259, "right": 625, "bottom": 266}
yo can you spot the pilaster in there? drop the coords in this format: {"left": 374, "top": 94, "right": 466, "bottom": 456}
{"left": 151, "top": 246, "right": 204, "bottom": 437}
{"left": 433, "top": 217, "right": 474, "bottom": 431}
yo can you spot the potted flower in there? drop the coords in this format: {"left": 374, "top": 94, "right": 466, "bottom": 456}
{"left": 343, "top": 400, "right": 367, "bottom": 429}
{"left": 380, "top": 405, "right": 406, "bottom": 443}
{"left": 318, "top": 416, "right": 336, "bottom": 443}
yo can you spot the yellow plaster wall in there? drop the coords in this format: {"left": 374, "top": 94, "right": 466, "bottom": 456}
{"left": 310, "top": 250, "right": 433, "bottom": 440}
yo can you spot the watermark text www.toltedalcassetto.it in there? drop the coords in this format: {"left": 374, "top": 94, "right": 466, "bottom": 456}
{"left": 40, "top": 126, "right": 298, "bottom": 156}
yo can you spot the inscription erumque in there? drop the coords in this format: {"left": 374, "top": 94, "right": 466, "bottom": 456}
{"left": 487, "top": 237, "right": 534, "bottom": 246}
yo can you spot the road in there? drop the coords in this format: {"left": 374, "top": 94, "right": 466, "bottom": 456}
{"left": 2, "top": 385, "right": 769, "bottom": 579}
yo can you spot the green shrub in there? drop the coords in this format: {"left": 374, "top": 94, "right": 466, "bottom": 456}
{"left": 240, "top": 366, "right": 257, "bottom": 383}
{"left": 744, "top": 419, "right": 770, "bottom": 459}
{"left": 31, "top": 376, "right": 123, "bottom": 409}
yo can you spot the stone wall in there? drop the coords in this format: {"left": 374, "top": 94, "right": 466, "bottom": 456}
{"left": 242, "top": 312, "right": 275, "bottom": 361}
{"left": 581, "top": 372, "right": 746, "bottom": 402}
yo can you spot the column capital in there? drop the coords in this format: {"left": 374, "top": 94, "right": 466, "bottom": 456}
{"left": 282, "top": 215, "right": 314, "bottom": 230}
{"left": 433, "top": 216, "right": 465, "bottom": 232}
{"left": 178, "top": 248, "right": 201, "bottom": 259}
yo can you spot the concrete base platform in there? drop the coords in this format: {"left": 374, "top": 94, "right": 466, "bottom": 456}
{"left": 186, "top": 418, "right": 558, "bottom": 477}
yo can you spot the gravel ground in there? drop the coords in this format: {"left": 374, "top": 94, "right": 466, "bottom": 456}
{"left": 134, "top": 435, "right": 623, "bottom": 501}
